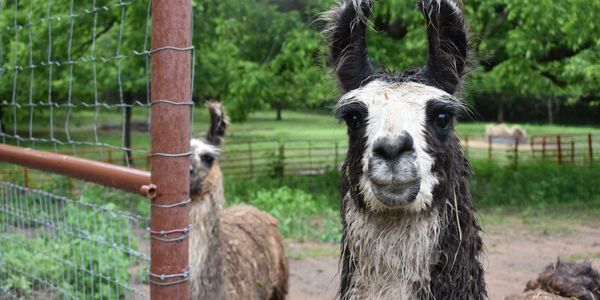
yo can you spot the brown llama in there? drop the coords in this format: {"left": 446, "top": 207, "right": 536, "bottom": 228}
{"left": 188, "top": 102, "right": 288, "bottom": 300}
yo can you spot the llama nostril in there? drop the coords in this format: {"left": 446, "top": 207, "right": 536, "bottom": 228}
{"left": 372, "top": 131, "right": 414, "bottom": 161}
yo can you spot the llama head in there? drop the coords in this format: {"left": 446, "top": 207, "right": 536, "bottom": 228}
{"left": 326, "top": 0, "right": 469, "bottom": 212}
{"left": 190, "top": 101, "right": 228, "bottom": 196}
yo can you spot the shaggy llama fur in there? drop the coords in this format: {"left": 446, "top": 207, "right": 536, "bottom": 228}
{"left": 189, "top": 102, "right": 288, "bottom": 300}
{"left": 323, "top": 0, "right": 486, "bottom": 299}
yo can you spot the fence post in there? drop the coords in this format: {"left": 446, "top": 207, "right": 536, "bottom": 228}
{"left": 557, "top": 135, "right": 562, "bottom": 164}
{"left": 542, "top": 136, "right": 546, "bottom": 160}
{"left": 334, "top": 141, "right": 339, "bottom": 169}
{"left": 465, "top": 135, "right": 469, "bottom": 158}
{"left": 488, "top": 135, "right": 492, "bottom": 160}
{"left": 150, "top": 0, "right": 192, "bottom": 299}
{"left": 310, "top": 141, "right": 314, "bottom": 169}
{"left": 108, "top": 149, "right": 113, "bottom": 164}
{"left": 23, "top": 168, "right": 29, "bottom": 188}
{"left": 248, "top": 141, "right": 254, "bottom": 179}
{"left": 589, "top": 133, "right": 594, "bottom": 165}
{"left": 279, "top": 143, "right": 285, "bottom": 177}
{"left": 513, "top": 136, "right": 519, "bottom": 166}
{"left": 570, "top": 139, "right": 575, "bottom": 163}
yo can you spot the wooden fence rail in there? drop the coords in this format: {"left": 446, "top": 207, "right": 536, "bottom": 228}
{"left": 2, "top": 132, "right": 599, "bottom": 187}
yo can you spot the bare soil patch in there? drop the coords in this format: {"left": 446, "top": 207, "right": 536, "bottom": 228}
{"left": 287, "top": 220, "right": 600, "bottom": 300}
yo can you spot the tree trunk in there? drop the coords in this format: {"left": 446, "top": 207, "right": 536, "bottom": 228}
{"left": 497, "top": 97, "right": 505, "bottom": 123}
{"left": 275, "top": 102, "right": 283, "bottom": 121}
{"left": 124, "top": 97, "right": 134, "bottom": 166}
{"left": 547, "top": 98, "right": 554, "bottom": 125}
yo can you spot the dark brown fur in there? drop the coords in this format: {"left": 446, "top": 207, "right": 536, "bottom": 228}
{"left": 525, "top": 260, "right": 600, "bottom": 300}
{"left": 325, "top": 0, "right": 486, "bottom": 299}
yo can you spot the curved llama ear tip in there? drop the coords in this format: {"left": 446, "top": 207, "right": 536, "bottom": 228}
{"left": 323, "top": 0, "right": 374, "bottom": 92}
{"left": 419, "top": 0, "right": 469, "bottom": 95}
{"left": 205, "top": 101, "right": 228, "bottom": 146}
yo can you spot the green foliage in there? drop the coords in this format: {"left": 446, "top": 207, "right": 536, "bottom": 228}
{"left": 2, "top": 0, "right": 599, "bottom": 125}
{"left": 225, "top": 172, "right": 342, "bottom": 242}
{"left": 0, "top": 185, "right": 143, "bottom": 299}
{"left": 471, "top": 159, "right": 600, "bottom": 211}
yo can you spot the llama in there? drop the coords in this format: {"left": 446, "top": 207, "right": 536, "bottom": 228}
{"left": 188, "top": 102, "right": 288, "bottom": 300}
{"left": 507, "top": 259, "right": 600, "bottom": 300}
{"left": 323, "top": 0, "right": 486, "bottom": 299}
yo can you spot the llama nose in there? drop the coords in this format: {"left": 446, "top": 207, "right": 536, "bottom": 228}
{"left": 372, "top": 131, "right": 414, "bottom": 161}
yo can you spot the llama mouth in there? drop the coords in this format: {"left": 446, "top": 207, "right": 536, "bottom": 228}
{"left": 370, "top": 179, "right": 421, "bottom": 208}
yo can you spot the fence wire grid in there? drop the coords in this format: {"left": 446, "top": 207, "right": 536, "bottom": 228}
{"left": 0, "top": 0, "right": 157, "bottom": 166}
{"left": 1, "top": 181, "right": 150, "bottom": 299}
{"left": 0, "top": 0, "right": 195, "bottom": 298}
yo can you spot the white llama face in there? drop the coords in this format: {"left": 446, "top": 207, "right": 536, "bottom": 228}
{"left": 335, "top": 80, "right": 459, "bottom": 212}
{"left": 189, "top": 138, "right": 221, "bottom": 195}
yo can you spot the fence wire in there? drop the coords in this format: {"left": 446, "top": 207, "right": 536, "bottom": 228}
{"left": 0, "top": 181, "right": 150, "bottom": 299}
{"left": 0, "top": 0, "right": 155, "bottom": 167}
{"left": 0, "top": 0, "right": 184, "bottom": 298}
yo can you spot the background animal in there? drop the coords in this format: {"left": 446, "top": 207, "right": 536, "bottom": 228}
{"left": 507, "top": 260, "right": 600, "bottom": 300}
{"left": 323, "top": 0, "right": 486, "bottom": 299}
{"left": 188, "top": 102, "right": 288, "bottom": 300}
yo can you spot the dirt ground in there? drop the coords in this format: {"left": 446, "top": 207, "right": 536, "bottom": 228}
{"left": 287, "top": 220, "right": 600, "bottom": 300}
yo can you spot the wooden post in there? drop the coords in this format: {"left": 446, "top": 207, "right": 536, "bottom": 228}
{"left": 589, "top": 133, "right": 594, "bottom": 165}
{"left": 465, "top": 135, "right": 469, "bottom": 158}
{"left": 542, "top": 137, "right": 547, "bottom": 160}
{"left": 308, "top": 141, "right": 313, "bottom": 169}
{"left": 248, "top": 141, "right": 254, "bottom": 179}
{"left": 570, "top": 139, "right": 575, "bottom": 163}
{"left": 557, "top": 135, "right": 562, "bottom": 164}
{"left": 279, "top": 142, "right": 285, "bottom": 178}
{"left": 23, "top": 168, "right": 29, "bottom": 188}
{"left": 107, "top": 149, "right": 113, "bottom": 164}
{"left": 488, "top": 135, "right": 492, "bottom": 160}
{"left": 513, "top": 136, "right": 519, "bottom": 166}
{"left": 334, "top": 141, "right": 339, "bottom": 169}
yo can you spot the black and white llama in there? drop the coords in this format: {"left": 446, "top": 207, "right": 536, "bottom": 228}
{"left": 324, "top": 0, "right": 486, "bottom": 299}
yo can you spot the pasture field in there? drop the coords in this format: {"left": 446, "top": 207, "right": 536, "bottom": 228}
{"left": 7, "top": 109, "right": 600, "bottom": 148}
{"left": 3, "top": 109, "right": 600, "bottom": 299}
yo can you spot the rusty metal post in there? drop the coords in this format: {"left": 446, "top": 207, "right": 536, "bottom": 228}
{"left": 150, "top": 0, "right": 192, "bottom": 299}
{"left": 0, "top": 144, "right": 152, "bottom": 196}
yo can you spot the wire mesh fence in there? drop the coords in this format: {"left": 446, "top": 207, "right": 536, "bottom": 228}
{"left": 0, "top": 0, "right": 194, "bottom": 298}
{"left": 0, "top": 0, "right": 154, "bottom": 164}
{"left": 0, "top": 181, "right": 150, "bottom": 299}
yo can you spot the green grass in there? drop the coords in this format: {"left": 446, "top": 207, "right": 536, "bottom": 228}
{"left": 10, "top": 109, "right": 600, "bottom": 151}
{"left": 222, "top": 159, "right": 600, "bottom": 242}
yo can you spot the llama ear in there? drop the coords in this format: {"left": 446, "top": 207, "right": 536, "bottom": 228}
{"left": 205, "top": 101, "right": 228, "bottom": 146}
{"left": 420, "top": 0, "right": 469, "bottom": 94}
{"left": 324, "top": 0, "right": 374, "bottom": 92}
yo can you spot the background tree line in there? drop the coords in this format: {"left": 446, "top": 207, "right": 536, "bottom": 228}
{"left": 1, "top": 0, "right": 599, "bottom": 125}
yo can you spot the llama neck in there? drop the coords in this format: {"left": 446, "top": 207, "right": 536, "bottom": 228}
{"left": 189, "top": 175, "right": 225, "bottom": 298}
{"left": 341, "top": 192, "right": 442, "bottom": 300}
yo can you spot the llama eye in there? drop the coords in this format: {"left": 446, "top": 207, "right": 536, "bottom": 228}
{"left": 434, "top": 112, "right": 452, "bottom": 129}
{"left": 201, "top": 154, "right": 215, "bottom": 165}
{"left": 345, "top": 114, "right": 362, "bottom": 130}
